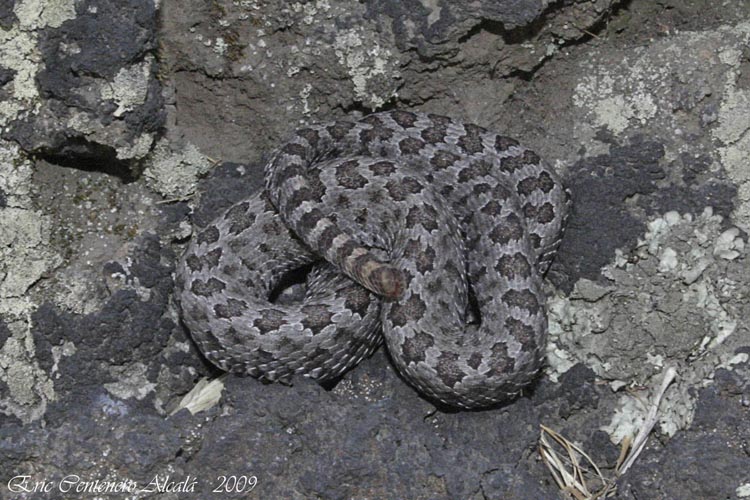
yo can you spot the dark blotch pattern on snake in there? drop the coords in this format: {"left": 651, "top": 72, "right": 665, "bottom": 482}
{"left": 176, "top": 111, "right": 571, "bottom": 409}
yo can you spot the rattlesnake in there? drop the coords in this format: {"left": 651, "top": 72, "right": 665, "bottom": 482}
{"left": 176, "top": 110, "right": 570, "bottom": 409}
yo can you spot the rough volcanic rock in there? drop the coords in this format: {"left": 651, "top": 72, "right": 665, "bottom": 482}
{"left": 1, "top": 0, "right": 750, "bottom": 499}
{"left": 1, "top": 0, "right": 164, "bottom": 173}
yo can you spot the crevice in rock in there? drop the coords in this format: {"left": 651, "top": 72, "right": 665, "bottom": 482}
{"left": 34, "top": 138, "right": 138, "bottom": 184}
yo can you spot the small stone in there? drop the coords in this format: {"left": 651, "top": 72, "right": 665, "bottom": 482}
{"left": 713, "top": 227, "right": 744, "bottom": 260}
{"left": 681, "top": 257, "right": 712, "bottom": 284}
{"left": 664, "top": 211, "right": 681, "bottom": 225}
{"left": 658, "top": 247, "right": 678, "bottom": 272}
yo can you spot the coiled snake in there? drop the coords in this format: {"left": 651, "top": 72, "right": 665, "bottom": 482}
{"left": 176, "top": 110, "right": 570, "bottom": 409}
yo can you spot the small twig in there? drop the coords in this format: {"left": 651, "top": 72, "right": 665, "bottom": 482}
{"left": 155, "top": 195, "right": 193, "bottom": 205}
{"left": 614, "top": 435, "right": 631, "bottom": 472}
{"left": 574, "top": 25, "right": 601, "bottom": 39}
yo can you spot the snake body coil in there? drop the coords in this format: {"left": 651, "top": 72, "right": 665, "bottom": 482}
{"left": 176, "top": 111, "right": 570, "bottom": 409}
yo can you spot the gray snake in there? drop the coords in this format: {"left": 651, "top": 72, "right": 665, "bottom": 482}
{"left": 176, "top": 110, "right": 570, "bottom": 409}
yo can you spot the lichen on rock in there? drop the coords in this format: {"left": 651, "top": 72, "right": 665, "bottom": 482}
{"left": 548, "top": 207, "right": 749, "bottom": 442}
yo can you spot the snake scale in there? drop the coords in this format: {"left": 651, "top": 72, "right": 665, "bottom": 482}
{"left": 176, "top": 110, "right": 570, "bottom": 409}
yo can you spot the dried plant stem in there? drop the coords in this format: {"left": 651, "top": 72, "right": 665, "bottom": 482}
{"left": 540, "top": 366, "right": 678, "bottom": 499}
{"left": 618, "top": 366, "right": 677, "bottom": 474}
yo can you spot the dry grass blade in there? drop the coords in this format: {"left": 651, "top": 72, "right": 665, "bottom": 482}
{"left": 540, "top": 366, "right": 678, "bottom": 498}
{"left": 615, "top": 435, "right": 632, "bottom": 472}
{"left": 539, "top": 425, "right": 616, "bottom": 499}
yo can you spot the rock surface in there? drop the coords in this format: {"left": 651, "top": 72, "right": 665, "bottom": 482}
{"left": 1, "top": 0, "right": 750, "bottom": 499}
{"left": 2, "top": 0, "right": 163, "bottom": 172}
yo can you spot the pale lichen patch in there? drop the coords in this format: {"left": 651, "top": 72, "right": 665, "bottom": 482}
{"left": 143, "top": 138, "right": 213, "bottom": 199}
{"left": 13, "top": 0, "right": 76, "bottom": 30}
{"left": 710, "top": 23, "right": 750, "bottom": 232}
{"left": 0, "top": 139, "right": 61, "bottom": 423}
{"left": 0, "top": 299, "right": 57, "bottom": 423}
{"left": 548, "top": 208, "right": 749, "bottom": 443}
{"left": 0, "top": 1, "right": 75, "bottom": 124}
{"left": 573, "top": 66, "right": 658, "bottom": 135}
{"left": 0, "top": 26, "right": 41, "bottom": 125}
{"left": 100, "top": 56, "right": 155, "bottom": 118}
{"left": 333, "top": 28, "right": 400, "bottom": 109}
{"left": 0, "top": 145, "right": 62, "bottom": 300}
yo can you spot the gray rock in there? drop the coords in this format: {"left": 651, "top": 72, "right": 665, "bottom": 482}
{"left": 2, "top": 0, "right": 164, "bottom": 173}
{"left": 617, "top": 362, "right": 750, "bottom": 499}
{"left": 363, "top": 0, "right": 545, "bottom": 54}
{"left": 0, "top": 1, "right": 16, "bottom": 30}
{"left": 1, "top": 0, "right": 750, "bottom": 498}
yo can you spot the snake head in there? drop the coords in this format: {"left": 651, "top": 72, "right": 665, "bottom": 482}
{"left": 366, "top": 264, "right": 406, "bottom": 301}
